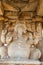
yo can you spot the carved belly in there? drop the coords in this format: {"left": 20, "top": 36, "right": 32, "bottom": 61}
{"left": 8, "top": 42, "right": 30, "bottom": 59}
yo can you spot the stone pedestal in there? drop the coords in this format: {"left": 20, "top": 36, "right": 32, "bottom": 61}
{"left": 0, "top": 59, "right": 41, "bottom": 65}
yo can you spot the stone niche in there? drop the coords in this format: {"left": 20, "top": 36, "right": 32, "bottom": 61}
{"left": 0, "top": 0, "right": 43, "bottom": 65}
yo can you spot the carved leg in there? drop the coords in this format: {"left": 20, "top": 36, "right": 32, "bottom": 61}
{"left": 30, "top": 48, "right": 41, "bottom": 60}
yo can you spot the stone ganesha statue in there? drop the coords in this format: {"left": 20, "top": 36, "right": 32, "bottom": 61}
{"left": 8, "top": 23, "right": 41, "bottom": 60}
{"left": 0, "top": 23, "right": 41, "bottom": 60}
{"left": 8, "top": 23, "right": 30, "bottom": 59}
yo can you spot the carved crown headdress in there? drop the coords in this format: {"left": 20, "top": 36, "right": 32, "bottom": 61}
{"left": 14, "top": 23, "right": 26, "bottom": 33}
